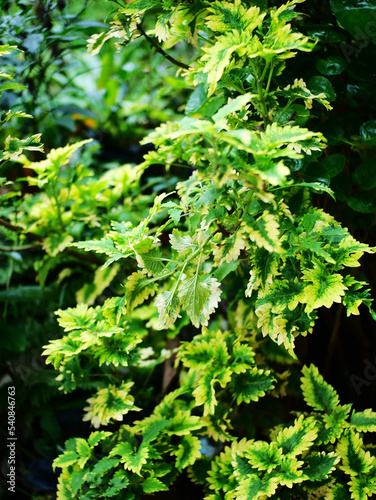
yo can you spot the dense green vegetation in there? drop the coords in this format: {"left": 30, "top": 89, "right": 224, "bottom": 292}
{"left": 1, "top": 0, "right": 376, "bottom": 498}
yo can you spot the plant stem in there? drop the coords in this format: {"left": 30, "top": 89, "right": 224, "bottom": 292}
{"left": 265, "top": 60, "right": 275, "bottom": 96}
{"left": 251, "top": 60, "right": 268, "bottom": 128}
{"left": 0, "top": 243, "right": 42, "bottom": 251}
{"left": 138, "top": 25, "right": 190, "bottom": 70}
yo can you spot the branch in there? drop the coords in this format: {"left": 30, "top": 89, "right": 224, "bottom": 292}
{"left": 0, "top": 217, "right": 103, "bottom": 265}
{"left": 138, "top": 25, "right": 191, "bottom": 71}
{"left": 0, "top": 243, "right": 42, "bottom": 252}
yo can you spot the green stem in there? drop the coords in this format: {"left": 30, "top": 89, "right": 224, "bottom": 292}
{"left": 251, "top": 60, "right": 268, "bottom": 127}
{"left": 138, "top": 25, "right": 190, "bottom": 70}
{"left": 265, "top": 60, "right": 275, "bottom": 96}
{"left": 0, "top": 243, "right": 42, "bottom": 251}
{"left": 144, "top": 228, "right": 219, "bottom": 286}
{"left": 260, "top": 61, "right": 270, "bottom": 82}
{"left": 49, "top": 182, "right": 65, "bottom": 230}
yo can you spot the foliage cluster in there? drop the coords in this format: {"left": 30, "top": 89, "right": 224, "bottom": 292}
{"left": 1, "top": 0, "right": 376, "bottom": 499}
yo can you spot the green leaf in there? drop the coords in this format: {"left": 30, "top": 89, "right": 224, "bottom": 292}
{"left": 304, "top": 452, "right": 339, "bottom": 481}
{"left": 316, "top": 56, "right": 347, "bottom": 76}
{"left": 193, "top": 365, "right": 232, "bottom": 415}
{"left": 275, "top": 415, "right": 318, "bottom": 458}
{"left": 301, "top": 364, "right": 340, "bottom": 413}
{"left": 154, "top": 290, "right": 181, "bottom": 329}
{"left": 170, "top": 230, "right": 197, "bottom": 253}
{"left": 322, "top": 153, "right": 346, "bottom": 178}
{"left": 186, "top": 84, "right": 208, "bottom": 115}
{"left": 307, "top": 76, "right": 336, "bottom": 102}
{"left": 87, "top": 431, "right": 112, "bottom": 448}
{"left": 126, "top": 271, "right": 158, "bottom": 312}
{"left": 360, "top": 120, "right": 376, "bottom": 145}
{"left": 330, "top": 0, "right": 376, "bottom": 40}
{"left": 180, "top": 334, "right": 229, "bottom": 369}
{"left": 349, "top": 476, "right": 376, "bottom": 500}
{"left": 104, "top": 470, "right": 130, "bottom": 497}
{"left": 337, "top": 430, "right": 373, "bottom": 476}
{"left": 350, "top": 409, "right": 376, "bottom": 432}
{"left": 76, "top": 438, "right": 90, "bottom": 468}
{"left": 3, "top": 134, "right": 44, "bottom": 161}
{"left": 178, "top": 274, "right": 221, "bottom": 328}
{"left": 135, "top": 247, "right": 165, "bottom": 276}
{"left": 244, "top": 441, "right": 283, "bottom": 473}
{"left": 212, "top": 93, "right": 252, "bottom": 124}
{"left": 213, "top": 230, "right": 247, "bottom": 265}
{"left": 121, "top": 0, "right": 160, "bottom": 15}
{"left": 140, "top": 419, "right": 170, "bottom": 443}
{"left": 206, "top": 0, "right": 265, "bottom": 34}
{"left": 321, "top": 404, "right": 352, "bottom": 444}
{"left": 352, "top": 161, "right": 376, "bottom": 190}
{"left": 348, "top": 192, "right": 376, "bottom": 214}
{"left": 174, "top": 435, "right": 202, "bottom": 471}
{"left": 236, "top": 474, "right": 278, "bottom": 500}
{"left": 73, "top": 238, "right": 126, "bottom": 268}
{"left": 168, "top": 411, "right": 204, "bottom": 436}
{"left": 91, "top": 457, "right": 121, "bottom": 476}
{"left": 273, "top": 456, "right": 305, "bottom": 488}
{"left": 256, "top": 280, "right": 303, "bottom": 315}
{"left": 76, "top": 264, "right": 120, "bottom": 306}
{"left": 55, "top": 304, "right": 98, "bottom": 332}
{"left": 201, "top": 32, "right": 245, "bottom": 95}
{"left": 83, "top": 382, "right": 140, "bottom": 428}
{"left": 243, "top": 211, "right": 281, "bottom": 253}
{"left": 300, "top": 263, "right": 347, "bottom": 312}
{"left": 53, "top": 450, "right": 79, "bottom": 469}
{"left": 141, "top": 477, "right": 168, "bottom": 494}
{"left": 231, "top": 367, "right": 274, "bottom": 404}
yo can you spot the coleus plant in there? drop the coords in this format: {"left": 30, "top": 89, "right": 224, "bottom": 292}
{"left": 42, "top": 1, "right": 376, "bottom": 498}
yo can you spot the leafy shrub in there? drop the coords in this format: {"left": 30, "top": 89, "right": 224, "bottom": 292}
{"left": 2, "top": 0, "right": 376, "bottom": 499}
{"left": 36, "top": 1, "right": 376, "bottom": 499}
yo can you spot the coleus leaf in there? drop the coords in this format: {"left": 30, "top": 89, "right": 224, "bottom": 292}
{"left": 213, "top": 230, "right": 247, "bottom": 265}
{"left": 178, "top": 274, "right": 222, "bottom": 328}
{"left": 236, "top": 473, "right": 278, "bottom": 500}
{"left": 55, "top": 304, "right": 98, "bottom": 332}
{"left": 300, "top": 262, "right": 347, "bottom": 312}
{"left": 337, "top": 429, "right": 374, "bottom": 476}
{"left": 83, "top": 381, "right": 140, "bottom": 428}
{"left": 242, "top": 211, "right": 282, "bottom": 253}
{"left": 180, "top": 334, "right": 229, "bottom": 370}
{"left": 53, "top": 450, "right": 79, "bottom": 470}
{"left": 303, "top": 451, "right": 339, "bottom": 481}
{"left": 275, "top": 415, "right": 318, "bottom": 458}
{"left": 244, "top": 441, "right": 283, "bottom": 473}
{"left": 154, "top": 290, "right": 181, "bottom": 329}
{"left": 92, "top": 457, "right": 122, "bottom": 476}
{"left": 73, "top": 238, "right": 126, "bottom": 269}
{"left": 169, "top": 230, "right": 197, "bottom": 253}
{"left": 135, "top": 246, "right": 165, "bottom": 276}
{"left": 174, "top": 434, "right": 202, "bottom": 471}
{"left": 141, "top": 477, "right": 168, "bottom": 494}
{"left": 104, "top": 470, "right": 130, "bottom": 497}
{"left": 301, "top": 364, "right": 340, "bottom": 413}
{"left": 230, "top": 367, "right": 275, "bottom": 404}
{"left": 206, "top": 0, "right": 265, "bottom": 35}
{"left": 87, "top": 431, "right": 112, "bottom": 448}
{"left": 109, "top": 442, "right": 149, "bottom": 474}
{"left": 126, "top": 271, "right": 158, "bottom": 312}
{"left": 193, "top": 364, "right": 232, "bottom": 416}
{"left": 350, "top": 409, "right": 376, "bottom": 433}
{"left": 320, "top": 404, "right": 352, "bottom": 444}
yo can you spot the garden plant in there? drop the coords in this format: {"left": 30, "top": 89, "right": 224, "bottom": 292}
{"left": 2, "top": 0, "right": 376, "bottom": 499}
